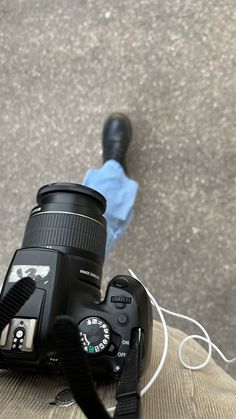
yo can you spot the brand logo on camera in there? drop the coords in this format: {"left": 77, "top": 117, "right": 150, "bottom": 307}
{"left": 8, "top": 265, "right": 51, "bottom": 284}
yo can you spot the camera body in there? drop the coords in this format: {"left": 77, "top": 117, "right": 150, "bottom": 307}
{"left": 0, "top": 248, "right": 152, "bottom": 379}
{"left": 0, "top": 183, "right": 152, "bottom": 379}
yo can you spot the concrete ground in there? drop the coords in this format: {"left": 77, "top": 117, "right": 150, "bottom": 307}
{"left": 0, "top": 0, "right": 236, "bottom": 381}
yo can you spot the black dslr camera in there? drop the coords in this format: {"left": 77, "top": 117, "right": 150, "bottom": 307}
{"left": 0, "top": 183, "right": 152, "bottom": 379}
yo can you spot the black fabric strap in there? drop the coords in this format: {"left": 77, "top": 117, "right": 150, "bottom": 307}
{"left": 114, "top": 328, "right": 141, "bottom": 419}
{"left": 0, "top": 277, "right": 36, "bottom": 334}
{"left": 53, "top": 316, "right": 110, "bottom": 419}
{"left": 115, "top": 394, "right": 140, "bottom": 418}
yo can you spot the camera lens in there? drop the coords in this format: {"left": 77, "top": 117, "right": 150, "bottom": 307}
{"left": 22, "top": 183, "right": 107, "bottom": 283}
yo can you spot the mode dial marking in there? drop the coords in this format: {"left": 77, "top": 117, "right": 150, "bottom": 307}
{"left": 78, "top": 317, "right": 111, "bottom": 354}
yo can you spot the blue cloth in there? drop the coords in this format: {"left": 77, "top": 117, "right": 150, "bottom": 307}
{"left": 82, "top": 160, "right": 139, "bottom": 257}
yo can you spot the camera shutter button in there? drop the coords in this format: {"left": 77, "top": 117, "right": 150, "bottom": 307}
{"left": 114, "top": 278, "right": 129, "bottom": 288}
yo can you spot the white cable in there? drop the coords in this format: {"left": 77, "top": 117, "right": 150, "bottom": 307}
{"left": 128, "top": 269, "right": 169, "bottom": 396}
{"left": 159, "top": 304, "right": 236, "bottom": 369}
{"left": 159, "top": 305, "right": 212, "bottom": 370}
{"left": 107, "top": 269, "right": 236, "bottom": 416}
{"left": 179, "top": 335, "right": 236, "bottom": 365}
{"left": 129, "top": 270, "right": 236, "bottom": 369}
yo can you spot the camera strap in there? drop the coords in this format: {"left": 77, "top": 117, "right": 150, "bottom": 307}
{"left": 114, "top": 328, "right": 142, "bottom": 419}
{"left": 54, "top": 317, "right": 142, "bottom": 419}
{"left": 53, "top": 316, "right": 110, "bottom": 419}
{"left": 0, "top": 277, "right": 36, "bottom": 334}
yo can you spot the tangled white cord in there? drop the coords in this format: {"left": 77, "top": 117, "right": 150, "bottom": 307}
{"left": 107, "top": 269, "right": 236, "bottom": 416}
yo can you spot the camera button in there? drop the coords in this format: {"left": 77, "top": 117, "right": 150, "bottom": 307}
{"left": 117, "top": 313, "right": 128, "bottom": 325}
{"left": 108, "top": 344, "right": 117, "bottom": 355}
{"left": 115, "top": 302, "right": 126, "bottom": 309}
{"left": 114, "top": 278, "right": 129, "bottom": 288}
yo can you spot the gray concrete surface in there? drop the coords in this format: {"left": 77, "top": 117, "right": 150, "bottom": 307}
{"left": 0, "top": 0, "right": 236, "bottom": 382}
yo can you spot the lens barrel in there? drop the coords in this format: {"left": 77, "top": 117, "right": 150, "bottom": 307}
{"left": 22, "top": 183, "right": 107, "bottom": 265}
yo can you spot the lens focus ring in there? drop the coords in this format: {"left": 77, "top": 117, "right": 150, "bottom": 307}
{"left": 22, "top": 211, "right": 106, "bottom": 261}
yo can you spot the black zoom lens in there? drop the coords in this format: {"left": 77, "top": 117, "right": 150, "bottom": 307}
{"left": 22, "top": 183, "right": 107, "bottom": 269}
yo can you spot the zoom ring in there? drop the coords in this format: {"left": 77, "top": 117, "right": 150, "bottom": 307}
{"left": 22, "top": 212, "right": 106, "bottom": 260}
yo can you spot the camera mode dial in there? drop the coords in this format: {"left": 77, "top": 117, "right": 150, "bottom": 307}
{"left": 78, "top": 317, "right": 111, "bottom": 354}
